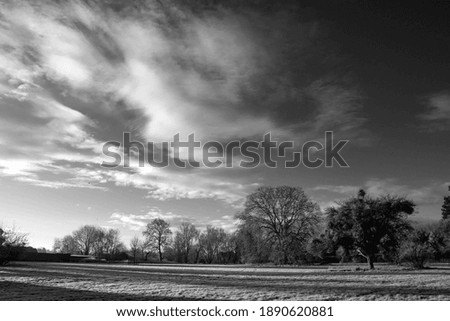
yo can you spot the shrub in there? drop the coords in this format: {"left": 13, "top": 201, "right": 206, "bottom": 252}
{"left": 399, "top": 230, "right": 433, "bottom": 269}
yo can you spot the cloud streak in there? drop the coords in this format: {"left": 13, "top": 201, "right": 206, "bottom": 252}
{"left": 419, "top": 92, "right": 450, "bottom": 131}
{"left": 0, "top": 0, "right": 367, "bottom": 205}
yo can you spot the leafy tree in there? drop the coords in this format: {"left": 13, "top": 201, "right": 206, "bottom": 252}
{"left": 400, "top": 229, "right": 433, "bottom": 269}
{"left": 326, "top": 189, "right": 415, "bottom": 269}
{"left": 430, "top": 219, "right": 450, "bottom": 260}
{"left": 306, "top": 234, "right": 335, "bottom": 263}
{"left": 442, "top": 195, "right": 450, "bottom": 220}
{"left": 237, "top": 186, "right": 320, "bottom": 264}
{"left": 325, "top": 206, "right": 355, "bottom": 263}
{"left": 143, "top": 218, "right": 172, "bottom": 262}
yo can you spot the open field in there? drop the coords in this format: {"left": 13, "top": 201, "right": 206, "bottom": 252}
{"left": 1, "top": 262, "right": 450, "bottom": 300}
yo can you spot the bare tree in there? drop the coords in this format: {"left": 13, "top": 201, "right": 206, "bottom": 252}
{"left": 198, "top": 226, "right": 227, "bottom": 264}
{"left": 0, "top": 226, "right": 28, "bottom": 247}
{"left": 91, "top": 228, "right": 106, "bottom": 257}
{"left": 53, "top": 235, "right": 78, "bottom": 254}
{"left": 0, "top": 226, "right": 29, "bottom": 265}
{"left": 72, "top": 225, "right": 99, "bottom": 255}
{"left": 176, "top": 222, "right": 199, "bottom": 263}
{"left": 102, "top": 229, "right": 123, "bottom": 258}
{"left": 129, "top": 236, "right": 141, "bottom": 264}
{"left": 237, "top": 186, "right": 320, "bottom": 264}
{"left": 143, "top": 218, "right": 172, "bottom": 262}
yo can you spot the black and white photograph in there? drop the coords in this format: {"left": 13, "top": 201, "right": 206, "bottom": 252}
{"left": 0, "top": 0, "right": 450, "bottom": 311}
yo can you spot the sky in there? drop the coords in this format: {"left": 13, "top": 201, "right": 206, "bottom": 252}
{"left": 0, "top": 0, "right": 449, "bottom": 249}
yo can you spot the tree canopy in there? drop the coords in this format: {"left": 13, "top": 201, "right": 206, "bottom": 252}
{"left": 326, "top": 189, "right": 415, "bottom": 269}
{"left": 442, "top": 195, "right": 450, "bottom": 220}
{"left": 237, "top": 186, "right": 320, "bottom": 264}
{"left": 143, "top": 218, "right": 172, "bottom": 261}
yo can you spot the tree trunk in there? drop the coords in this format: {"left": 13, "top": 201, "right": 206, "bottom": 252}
{"left": 195, "top": 249, "right": 200, "bottom": 263}
{"left": 367, "top": 255, "right": 375, "bottom": 269}
{"left": 357, "top": 248, "right": 375, "bottom": 269}
{"left": 158, "top": 246, "right": 163, "bottom": 262}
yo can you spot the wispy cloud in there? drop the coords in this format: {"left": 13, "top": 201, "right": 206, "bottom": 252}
{"left": 109, "top": 208, "right": 238, "bottom": 233}
{"left": 419, "top": 92, "right": 450, "bottom": 131}
{"left": 109, "top": 208, "right": 184, "bottom": 231}
{"left": 313, "top": 178, "right": 448, "bottom": 208}
{"left": 0, "top": 1, "right": 367, "bottom": 204}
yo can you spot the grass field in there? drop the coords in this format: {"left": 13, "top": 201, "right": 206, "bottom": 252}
{"left": 1, "top": 262, "right": 449, "bottom": 300}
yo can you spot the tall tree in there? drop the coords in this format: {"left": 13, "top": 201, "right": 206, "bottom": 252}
{"left": 235, "top": 219, "right": 272, "bottom": 263}
{"left": 198, "top": 226, "right": 227, "bottom": 264}
{"left": 237, "top": 186, "right": 320, "bottom": 264}
{"left": 103, "top": 229, "right": 122, "bottom": 257}
{"left": 129, "top": 236, "right": 141, "bottom": 264}
{"left": 175, "top": 222, "right": 199, "bottom": 263}
{"left": 53, "top": 235, "right": 78, "bottom": 254}
{"left": 326, "top": 189, "right": 415, "bottom": 269}
{"left": 72, "top": 225, "right": 99, "bottom": 255}
{"left": 442, "top": 195, "right": 450, "bottom": 220}
{"left": 143, "top": 218, "right": 172, "bottom": 262}
{"left": 0, "top": 229, "right": 5, "bottom": 248}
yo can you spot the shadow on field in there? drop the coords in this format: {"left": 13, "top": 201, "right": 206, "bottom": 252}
{"left": 2, "top": 262, "right": 449, "bottom": 300}
{"left": 0, "top": 281, "right": 200, "bottom": 301}
{"left": 29, "top": 262, "right": 450, "bottom": 278}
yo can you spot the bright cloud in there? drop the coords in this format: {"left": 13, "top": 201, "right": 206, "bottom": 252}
{"left": 0, "top": 0, "right": 367, "bottom": 206}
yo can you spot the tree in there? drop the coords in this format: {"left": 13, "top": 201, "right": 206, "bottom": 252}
{"left": 198, "top": 226, "right": 227, "bottom": 264}
{"left": 326, "top": 189, "right": 415, "bottom": 269}
{"left": 400, "top": 229, "right": 433, "bottom": 269}
{"left": 91, "top": 228, "right": 106, "bottom": 257}
{"left": 72, "top": 225, "right": 99, "bottom": 255}
{"left": 237, "top": 186, "right": 320, "bottom": 264}
{"left": 325, "top": 206, "right": 355, "bottom": 263}
{"left": 54, "top": 226, "right": 124, "bottom": 259}
{"left": 235, "top": 219, "right": 272, "bottom": 263}
{"left": 143, "top": 218, "right": 172, "bottom": 262}
{"left": 0, "top": 226, "right": 28, "bottom": 265}
{"left": 218, "top": 232, "right": 240, "bottom": 264}
{"left": 53, "top": 235, "right": 78, "bottom": 254}
{"left": 175, "top": 222, "right": 199, "bottom": 263}
{"left": 129, "top": 236, "right": 141, "bottom": 264}
{"left": 442, "top": 195, "right": 450, "bottom": 220}
{"left": 101, "top": 229, "right": 123, "bottom": 259}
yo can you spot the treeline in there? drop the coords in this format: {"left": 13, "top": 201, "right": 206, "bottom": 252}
{"left": 3, "top": 185, "right": 450, "bottom": 268}
{"left": 235, "top": 186, "right": 450, "bottom": 269}
{"left": 53, "top": 226, "right": 128, "bottom": 261}
{"left": 129, "top": 221, "right": 239, "bottom": 264}
{"left": 111, "top": 186, "right": 450, "bottom": 269}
